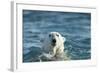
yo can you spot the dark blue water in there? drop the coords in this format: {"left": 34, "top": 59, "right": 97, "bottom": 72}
{"left": 23, "top": 10, "right": 91, "bottom": 62}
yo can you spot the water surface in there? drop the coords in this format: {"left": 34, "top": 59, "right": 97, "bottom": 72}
{"left": 23, "top": 10, "right": 91, "bottom": 62}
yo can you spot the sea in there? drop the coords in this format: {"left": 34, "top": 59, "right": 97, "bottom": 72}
{"left": 23, "top": 10, "right": 91, "bottom": 62}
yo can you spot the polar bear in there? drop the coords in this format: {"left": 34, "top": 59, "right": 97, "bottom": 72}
{"left": 39, "top": 32, "right": 69, "bottom": 61}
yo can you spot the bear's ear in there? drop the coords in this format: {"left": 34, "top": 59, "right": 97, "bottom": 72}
{"left": 62, "top": 37, "right": 66, "bottom": 42}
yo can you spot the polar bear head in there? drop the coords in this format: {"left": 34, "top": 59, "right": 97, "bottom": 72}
{"left": 41, "top": 32, "right": 66, "bottom": 56}
{"left": 47, "top": 32, "right": 65, "bottom": 47}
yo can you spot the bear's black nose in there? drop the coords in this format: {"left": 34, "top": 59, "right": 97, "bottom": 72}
{"left": 52, "top": 39, "right": 56, "bottom": 43}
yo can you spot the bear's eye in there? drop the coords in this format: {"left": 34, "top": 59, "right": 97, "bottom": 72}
{"left": 56, "top": 34, "right": 59, "bottom": 37}
{"left": 49, "top": 34, "right": 51, "bottom": 37}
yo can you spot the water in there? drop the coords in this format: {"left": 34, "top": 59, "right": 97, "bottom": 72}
{"left": 23, "top": 10, "right": 91, "bottom": 62}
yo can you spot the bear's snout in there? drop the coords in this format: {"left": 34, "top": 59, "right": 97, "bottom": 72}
{"left": 51, "top": 38, "right": 56, "bottom": 46}
{"left": 52, "top": 39, "right": 56, "bottom": 43}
